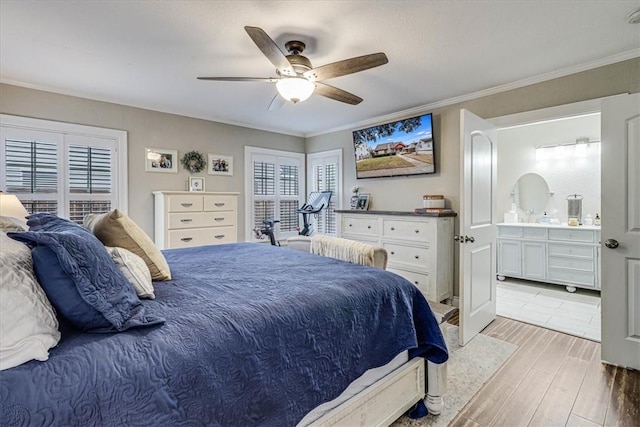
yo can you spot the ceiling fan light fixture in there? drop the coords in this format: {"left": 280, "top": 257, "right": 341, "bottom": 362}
{"left": 276, "top": 77, "right": 315, "bottom": 103}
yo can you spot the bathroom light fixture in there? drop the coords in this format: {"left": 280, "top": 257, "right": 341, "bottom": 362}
{"left": 535, "top": 138, "right": 599, "bottom": 156}
{"left": 275, "top": 77, "right": 315, "bottom": 103}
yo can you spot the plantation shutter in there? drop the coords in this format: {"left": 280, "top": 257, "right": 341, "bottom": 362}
{"left": 247, "top": 148, "right": 305, "bottom": 242}
{"left": 308, "top": 150, "right": 341, "bottom": 236}
{"left": 1, "top": 124, "right": 121, "bottom": 223}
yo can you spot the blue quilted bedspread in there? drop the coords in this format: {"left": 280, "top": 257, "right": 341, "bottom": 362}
{"left": 0, "top": 243, "right": 447, "bottom": 426}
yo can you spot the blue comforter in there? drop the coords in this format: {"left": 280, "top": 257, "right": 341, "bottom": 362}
{"left": 0, "top": 243, "right": 447, "bottom": 426}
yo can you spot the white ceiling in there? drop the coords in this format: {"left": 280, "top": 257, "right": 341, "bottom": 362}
{"left": 1, "top": 1, "right": 639, "bottom": 137}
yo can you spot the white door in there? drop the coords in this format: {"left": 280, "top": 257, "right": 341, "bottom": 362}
{"left": 459, "top": 109, "right": 498, "bottom": 345}
{"left": 601, "top": 93, "right": 640, "bottom": 370}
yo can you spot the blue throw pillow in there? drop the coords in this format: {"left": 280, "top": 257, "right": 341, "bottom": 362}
{"left": 8, "top": 214, "right": 164, "bottom": 333}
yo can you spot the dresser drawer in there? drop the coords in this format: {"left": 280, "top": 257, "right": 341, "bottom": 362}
{"left": 388, "top": 268, "right": 431, "bottom": 296}
{"left": 522, "top": 227, "right": 547, "bottom": 240}
{"left": 498, "top": 226, "right": 522, "bottom": 238}
{"left": 548, "top": 229, "right": 594, "bottom": 243}
{"left": 548, "top": 268, "right": 596, "bottom": 287}
{"left": 342, "top": 216, "right": 379, "bottom": 237}
{"left": 168, "top": 195, "right": 203, "bottom": 212}
{"left": 548, "top": 256, "right": 595, "bottom": 272}
{"left": 548, "top": 243, "right": 595, "bottom": 259}
{"left": 203, "top": 195, "right": 237, "bottom": 212}
{"left": 168, "top": 226, "right": 236, "bottom": 248}
{"left": 168, "top": 211, "right": 236, "bottom": 229}
{"left": 383, "top": 219, "right": 433, "bottom": 241}
{"left": 384, "top": 242, "right": 430, "bottom": 269}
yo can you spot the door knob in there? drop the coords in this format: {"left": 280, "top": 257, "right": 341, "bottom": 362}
{"left": 604, "top": 239, "right": 619, "bottom": 249}
{"left": 465, "top": 235, "right": 475, "bottom": 243}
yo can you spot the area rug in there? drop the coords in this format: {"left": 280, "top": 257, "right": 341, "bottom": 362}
{"left": 392, "top": 323, "right": 517, "bottom": 427}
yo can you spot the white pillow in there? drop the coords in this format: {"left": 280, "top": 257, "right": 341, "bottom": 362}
{"left": 0, "top": 232, "right": 60, "bottom": 371}
{"left": 106, "top": 246, "right": 155, "bottom": 299}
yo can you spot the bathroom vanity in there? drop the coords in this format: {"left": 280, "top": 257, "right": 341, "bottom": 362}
{"left": 497, "top": 223, "right": 601, "bottom": 292}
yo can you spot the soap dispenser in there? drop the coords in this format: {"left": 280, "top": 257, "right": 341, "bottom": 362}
{"left": 540, "top": 211, "right": 550, "bottom": 224}
{"left": 594, "top": 213, "right": 601, "bottom": 226}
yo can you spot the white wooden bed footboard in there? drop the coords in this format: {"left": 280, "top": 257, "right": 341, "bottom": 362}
{"left": 307, "top": 358, "right": 447, "bottom": 427}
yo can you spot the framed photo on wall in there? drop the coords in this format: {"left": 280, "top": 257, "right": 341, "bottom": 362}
{"left": 357, "top": 194, "right": 370, "bottom": 210}
{"left": 145, "top": 147, "right": 178, "bottom": 173}
{"left": 188, "top": 177, "right": 205, "bottom": 192}
{"left": 208, "top": 154, "right": 233, "bottom": 176}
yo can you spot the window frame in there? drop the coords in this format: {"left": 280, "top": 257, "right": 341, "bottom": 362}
{"left": 0, "top": 114, "right": 128, "bottom": 216}
{"left": 244, "top": 146, "right": 305, "bottom": 242}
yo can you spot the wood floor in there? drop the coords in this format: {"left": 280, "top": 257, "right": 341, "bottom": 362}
{"left": 448, "top": 316, "right": 639, "bottom": 427}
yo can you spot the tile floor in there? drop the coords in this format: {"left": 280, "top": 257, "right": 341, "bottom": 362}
{"left": 496, "top": 278, "right": 601, "bottom": 342}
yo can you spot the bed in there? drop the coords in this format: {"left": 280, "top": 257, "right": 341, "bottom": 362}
{"left": 1, "top": 240, "right": 448, "bottom": 426}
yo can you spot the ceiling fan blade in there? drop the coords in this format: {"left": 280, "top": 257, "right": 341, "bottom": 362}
{"left": 314, "top": 82, "right": 363, "bottom": 105}
{"left": 197, "top": 77, "right": 279, "bottom": 82}
{"left": 303, "top": 52, "right": 388, "bottom": 82}
{"left": 244, "top": 26, "right": 295, "bottom": 76}
{"left": 268, "top": 93, "right": 286, "bottom": 111}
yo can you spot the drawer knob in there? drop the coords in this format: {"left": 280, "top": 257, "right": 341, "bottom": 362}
{"left": 349, "top": 224, "right": 352, "bottom": 227}
{"left": 180, "top": 237, "right": 193, "bottom": 242}
{"left": 214, "top": 217, "right": 224, "bottom": 221}
{"left": 415, "top": 255, "right": 419, "bottom": 259}
{"left": 214, "top": 235, "right": 225, "bottom": 239}
{"left": 415, "top": 230, "right": 419, "bottom": 233}
{"left": 391, "top": 227, "right": 395, "bottom": 231}
{"left": 414, "top": 281, "right": 419, "bottom": 285}
{"left": 367, "top": 225, "right": 371, "bottom": 229}
{"left": 214, "top": 203, "right": 225, "bottom": 207}
{"left": 180, "top": 219, "right": 193, "bottom": 223}
{"left": 181, "top": 203, "right": 193, "bottom": 207}
{"left": 390, "top": 251, "right": 395, "bottom": 255}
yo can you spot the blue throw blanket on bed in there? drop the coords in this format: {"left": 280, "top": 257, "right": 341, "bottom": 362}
{"left": 1, "top": 243, "right": 447, "bottom": 426}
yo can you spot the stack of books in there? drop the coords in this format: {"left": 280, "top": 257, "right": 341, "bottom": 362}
{"left": 414, "top": 207, "right": 454, "bottom": 214}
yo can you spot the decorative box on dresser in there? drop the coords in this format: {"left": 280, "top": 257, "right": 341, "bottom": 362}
{"left": 336, "top": 210, "right": 456, "bottom": 303}
{"left": 497, "top": 223, "right": 601, "bottom": 292}
{"left": 153, "top": 191, "right": 239, "bottom": 249}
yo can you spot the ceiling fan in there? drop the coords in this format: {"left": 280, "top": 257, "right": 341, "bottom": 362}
{"left": 198, "top": 26, "right": 389, "bottom": 110}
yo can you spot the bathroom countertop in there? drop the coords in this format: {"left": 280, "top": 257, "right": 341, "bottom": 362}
{"left": 497, "top": 222, "right": 601, "bottom": 231}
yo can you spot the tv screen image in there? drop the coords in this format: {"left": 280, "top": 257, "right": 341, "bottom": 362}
{"left": 352, "top": 113, "right": 434, "bottom": 179}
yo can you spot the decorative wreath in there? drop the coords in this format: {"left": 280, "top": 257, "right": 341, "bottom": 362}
{"left": 181, "top": 150, "right": 207, "bottom": 174}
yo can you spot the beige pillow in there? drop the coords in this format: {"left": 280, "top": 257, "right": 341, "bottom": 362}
{"left": 106, "top": 246, "right": 155, "bottom": 299}
{"left": 84, "top": 209, "right": 172, "bottom": 281}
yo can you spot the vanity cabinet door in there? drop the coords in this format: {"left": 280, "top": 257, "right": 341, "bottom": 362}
{"left": 498, "top": 239, "right": 521, "bottom": 277}
{"left": 522, "top": 241, "right": 546, "bottom": 281}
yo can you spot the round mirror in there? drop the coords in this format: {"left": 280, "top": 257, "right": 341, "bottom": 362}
{"left": 513, "top": 173, "right": 549, "bottom": 215}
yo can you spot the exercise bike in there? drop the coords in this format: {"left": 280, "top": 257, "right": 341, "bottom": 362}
{"left": 253, "top": 191, "right": 333, "bottom": 246}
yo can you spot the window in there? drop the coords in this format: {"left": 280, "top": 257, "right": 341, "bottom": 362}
{"left": 245, "top": 147, "right": 305, "bottom": 241}
{"left": 307, "top": 149, "right": 342, "bottom": 236}
{"left": 1, "top": 115, "right": 127, "bottom": 223}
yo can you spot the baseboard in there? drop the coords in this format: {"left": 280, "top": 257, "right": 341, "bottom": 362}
{"left": 451, "top": 296, "right": 460, "bottom": 308}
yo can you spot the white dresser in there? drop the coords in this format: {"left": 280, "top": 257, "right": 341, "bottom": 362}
{"left": 497, "top": 223, "right": 601, "bottom": 291}
{"left": 337, "top": 210, "right": 455, "bottom": 303}
{"left": 153, "top": 191, "right": 239, "bottom": 249}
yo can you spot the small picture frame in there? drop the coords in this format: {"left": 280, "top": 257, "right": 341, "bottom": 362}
{"left": 208, "top": 154, "right": 233, "bottom": 176}
{"left": 357, "top": 194, "right": 370, "bottom": 210}
{"left": 145, "top": 147, "right": 178, "bottom": 173}
{"left": 188, "top": 177, "right": 205, "bottom": 192}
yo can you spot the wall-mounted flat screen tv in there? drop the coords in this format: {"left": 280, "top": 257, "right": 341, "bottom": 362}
{"left": 352, "top": 112, "right": 435, "bottom": 179}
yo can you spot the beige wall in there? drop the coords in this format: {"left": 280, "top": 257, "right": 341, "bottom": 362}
{"left": 0, "top": 84, "right": 305, "bottom": 240}
{"left": 2, "top": 58, "right": 638, "bottom": 294}
{"left": 306, "top": 57, "right": 640, "bottom": 296}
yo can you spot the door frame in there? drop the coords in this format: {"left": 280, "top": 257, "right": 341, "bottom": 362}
{"left": 485, "top": 94, "right": 628, "bottom": 353}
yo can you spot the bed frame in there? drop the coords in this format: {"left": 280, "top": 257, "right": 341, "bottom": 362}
{"left": 308, "top": 359, "right": 447, "bottom": 426}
